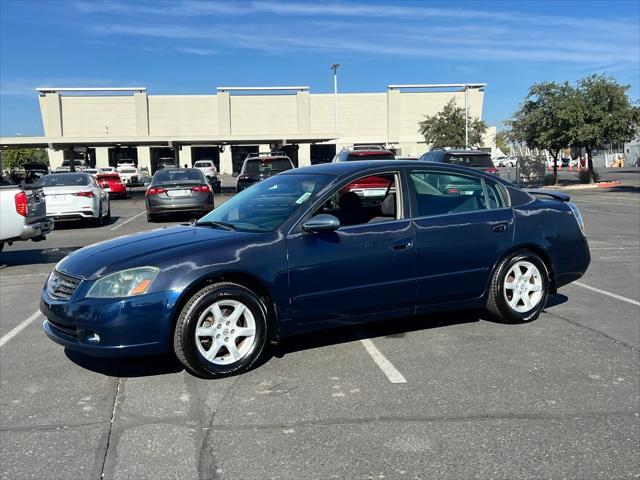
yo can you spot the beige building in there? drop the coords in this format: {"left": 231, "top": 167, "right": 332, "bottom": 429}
{"left": 1, "top": 83, "right": 487, "bottom": 174}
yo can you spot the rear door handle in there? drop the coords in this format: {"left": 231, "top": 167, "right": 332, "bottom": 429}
{"left": 492, "top": 222, "right": 508, "bottom": 233}
{"left": 390, "top": 239, "right": 413, "bottom": 251}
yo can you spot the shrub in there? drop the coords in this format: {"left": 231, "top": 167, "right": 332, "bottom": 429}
{"left": 543, "top": 173, "right": 557, "bottom": 185}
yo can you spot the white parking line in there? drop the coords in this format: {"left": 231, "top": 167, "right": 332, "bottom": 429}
{"left": 573, "top": 282, "right": 640, "bottom": 307}
{"left": 359, "top": 338, "right": 407, "bottom": 384}
{"left": 0, "top": 311, "right": 41, "bottom": 348}
{"left": 110, "top": 210, "right": 146, "bottom": 230}
{"left": 589, "top": 247, "right": 640, "bottom": 250}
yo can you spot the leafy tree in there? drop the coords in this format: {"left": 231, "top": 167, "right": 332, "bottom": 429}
{"left": 1, "top": 148, "right": 49, "bottom": 170}
{"left": 507, "top": 81, "right": 576, "bottom": 180}
{"left": 418, "top": 98, "right": 487, "bottom": 149}
{"left": 572, "top": 74, "right": 640, "bottom": 181}
{"left": 495, "top": 130, "right": 509, "bottom": 154}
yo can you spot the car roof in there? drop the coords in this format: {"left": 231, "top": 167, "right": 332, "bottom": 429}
{"left": 430, "top": 149, "right": 490, "bottom": 155}
{"left": 284, "top": 160, "right": 512, "bottom": 185}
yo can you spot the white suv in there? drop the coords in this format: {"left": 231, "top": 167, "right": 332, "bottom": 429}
{"left": 193, "top": 160, "right": 218, "bottom": 178}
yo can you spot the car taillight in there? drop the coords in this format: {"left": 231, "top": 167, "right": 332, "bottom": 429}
{"left": 15, "top": 191, "right": 28, "bottom": 217}
{"left": 73, "top": 191, "right": 95, "bottom": 198}
{"left": 146, "top": 187, "right": 166, "bottom": 195}
{"left": 483, "top": 168, "right": 499, "bottom": 175}
{"left": 191, "top": 185, "right": 211, "bottom": 192}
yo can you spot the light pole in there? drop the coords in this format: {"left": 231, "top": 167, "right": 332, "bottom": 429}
{"left": 464, "top": 84, "right": 469, "bottom": 149}
{"left": 331, "top": 64, "right": 340, "bottom": 133}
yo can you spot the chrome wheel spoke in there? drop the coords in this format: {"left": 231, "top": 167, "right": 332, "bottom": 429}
{"left": 234, "top": 326, "right": 255, "bottom": 338}
{"left": 196, "top": 326, "right": 215, "bottom": 338}
{"left": 211, "top": 304, "right": 224, "bottom": 322}
{"left": 528, "top": 283, "right": 542, "bottom": 292}
{"left": 226, "top": 341, "right": 241, "bottom": 362}
{"left": 227, "top": 303, "right": 245, "bottom": 325}
{"left": 204, "top": 339, "right": 223, "bottom": 361}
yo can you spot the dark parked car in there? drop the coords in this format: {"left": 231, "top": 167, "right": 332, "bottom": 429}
{"left": 419, "top": 149, "right": 499, "bottom": 175}
{"left": 145, "top": 168, "right": 214, "bottom": 222}
{"left": 236, "top": 153, "right": 294, "bottom": 192}
{"left": 41, "top": 161, "right": 590, "bottom": 379}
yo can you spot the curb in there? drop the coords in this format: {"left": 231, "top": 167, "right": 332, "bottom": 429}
{"left": 542, "top": 181, "right": 622, "bottom": 191}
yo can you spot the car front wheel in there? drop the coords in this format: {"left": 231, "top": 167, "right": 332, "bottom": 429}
{"left": 174, "top": 282, "right": 268, "bottom": 378}
{"left": 486, "top": 250, "right": 550, "bottom": 323}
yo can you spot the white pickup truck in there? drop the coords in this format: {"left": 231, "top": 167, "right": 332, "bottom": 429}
{"left": 0, "top": 180, "right": 54, "bottom": 251}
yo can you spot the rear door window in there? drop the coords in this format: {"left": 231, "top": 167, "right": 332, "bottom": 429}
{"left": 408, "top": 170, "right": 503, "bottom": 217}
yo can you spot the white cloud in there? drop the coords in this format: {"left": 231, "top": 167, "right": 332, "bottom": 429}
{"left": 175, "top": 46, "right": 220, "bottom": 56}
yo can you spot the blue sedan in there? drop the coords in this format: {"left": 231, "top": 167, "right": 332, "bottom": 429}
{"left": 41, "top": 161, "right": 590, "bottom": 378}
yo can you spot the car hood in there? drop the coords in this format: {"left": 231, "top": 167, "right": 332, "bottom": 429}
{"left": 56, "top": 225, "right": 245, "bottom": 280}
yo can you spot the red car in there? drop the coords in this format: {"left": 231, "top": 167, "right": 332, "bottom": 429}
{"left": 96, "top": 173, "right": 127, "bottom": 198}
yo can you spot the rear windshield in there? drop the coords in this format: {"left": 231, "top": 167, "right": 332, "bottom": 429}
{"left": 243, "top": 158, "right": 292, "bottom": 174}
{"left": 98, "top": 174, "right": 120, "bottom": 180}
{"left": 40, "top": 174, "right": 90, "bottom": 187}
{"left": 153, "top": 169, "right": 204, "bottom": 185}
{"left": 194, "top": 161, "right": 213, "bottom": 167}
{"left": 347, "top": 153, "right": 396, "bottom": 161}
{"left": 445, "top": 153, "right": 493, "bottom": 167}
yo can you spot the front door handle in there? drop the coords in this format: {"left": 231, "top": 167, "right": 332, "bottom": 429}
{"left": 492, "top": 222, "right": 508, "bottom": 233}
{"left": 390, "top": 238, "right": 413, "bottom": 251}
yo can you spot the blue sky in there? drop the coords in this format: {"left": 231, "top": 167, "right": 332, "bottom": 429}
{"left": 1, "top": 0, "right": 638, "bottom": 136}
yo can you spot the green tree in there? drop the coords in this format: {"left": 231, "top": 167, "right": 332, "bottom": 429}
{"left": 507, "top": 81, "right": 576, "bottom": 181}
{"left": 495, "top": 130, "right": 509, "bottom": 154}
{"left": 418, "top": 98, "right": 487, "bottom": 149}
{"left": 572, "top": 74, "right": 640, "bottom": 181}
{"left": 1, "top": 148, "right": 49, "bottom": 170}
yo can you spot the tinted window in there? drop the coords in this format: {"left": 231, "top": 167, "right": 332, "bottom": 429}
{"left": 40, "top": 174, "right": 90, "bottom": 187}
{"left": 346, "top": 153, "right": 395, "bottom": 161}
{"left": 409, "top": 171, "right": 491, "bottom": 217}
{"left": 243, "top": 158, "right": 292, "bottom": 174}
{"left": 194, "top": 161, "right": 213, "bottom": 167}
{"left": 153, "top": 169, "right": 204, "bottom": 185}
{"left": 444, "top": 153, "right": 493, "bottom": 167}
{"left": 198, "top": 173, "right": 332, "bottom": 232}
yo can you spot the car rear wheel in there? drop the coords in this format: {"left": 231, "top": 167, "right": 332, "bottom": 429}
{"left": 486, "top": 250, "right": 549, "bottom": 323}
{"left": 93, "top": 203, "right": 105, "bottom": 227}
{"left": 146, "top": 213, "right": 158, "bottom": 222}
{"left": 174, "top": 282, "right": 268, "bottom": 378}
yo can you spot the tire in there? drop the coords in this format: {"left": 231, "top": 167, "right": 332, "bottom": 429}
{"left": 174, "top": 282, "right": 268, "bottom": 379}
{"left": 93, "top": 204, "right": 105, "bottom": 227}
{"left": 486, "top": 250, "right": 550, "bottom": 323}
{"left": 105, "top": 202, "right": 111, "bottom": 220}
{"left": 0, "top": 242, "right": 4, "bottom": 252}
{"left": 146, "top": 212, "right": 158, "bottom": 222}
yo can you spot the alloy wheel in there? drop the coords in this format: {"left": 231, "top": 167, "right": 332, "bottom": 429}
{"left": 503, "top": 260, "right": 543, "bottom": 313}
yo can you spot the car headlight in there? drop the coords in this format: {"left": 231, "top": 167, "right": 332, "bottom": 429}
{"left": 86, "top": 267, "right": 159, "bottom": 298}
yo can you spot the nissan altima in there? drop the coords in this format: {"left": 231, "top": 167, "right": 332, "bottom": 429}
{"left": 41, "top": 161, "right": 590, "bottom": 378}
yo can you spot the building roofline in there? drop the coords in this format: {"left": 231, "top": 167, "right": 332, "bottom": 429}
{"left": 36, "top": 87, "right": 147, "bottom": 94}
{"left": 387, "top": 83, "right": 486, "bottom": 90}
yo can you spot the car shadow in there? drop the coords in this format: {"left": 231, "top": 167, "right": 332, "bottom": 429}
{"left": 63, "top": 294, "right": 571, "bottom": 379}
{"left": 52, "top": 216, "right": 121, "bottom": 230}
{"left": 0, "top": 246, "right": 83, "bottom": 267}
{"left": 64, "top": 349, "right": 184, "bottom": 378}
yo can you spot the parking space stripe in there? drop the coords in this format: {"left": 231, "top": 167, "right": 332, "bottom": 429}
{"left": 110, "top": 210, "right": 146, "bottom": 230}
{"left": 359, "top": 338, "right": 407, "bottom": 384}
{"left": 0, "top": 311, "right": 41, "bottom": 348}
{"left": 573, "top": 282, "right": 640, "bottom": 307}
{"left": 573, "top": 199, "right": 639, "bottom": 207}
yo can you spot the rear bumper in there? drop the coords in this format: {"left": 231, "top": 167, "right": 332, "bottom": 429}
{"left": 21, "top": 219, "right": 54, "bottom": 239}
{"left": 48, "top": 210, "right": 97, "bottom": 220}
{"left": 146, "top": 203, "right": 213, "bottom": 214}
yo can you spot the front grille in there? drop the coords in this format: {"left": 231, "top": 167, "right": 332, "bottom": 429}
{"left": 47, "top": 270, "right": 82, "bottom": 300}
{"left": 48, "top": 319, "right": 78, "bottom": 337}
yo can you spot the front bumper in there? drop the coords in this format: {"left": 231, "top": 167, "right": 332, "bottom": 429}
{"left": 40, "top": 287, "right": 181, "bottom": 357}
{"left": 21, "top": 219, "right": 54, "bottom": 240}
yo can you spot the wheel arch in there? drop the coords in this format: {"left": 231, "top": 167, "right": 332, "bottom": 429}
{"left": 172, "top": 271, "right": 280, "bottom": 344}
{"left": 487, "top": 244, "right": 557, "bottom": 296}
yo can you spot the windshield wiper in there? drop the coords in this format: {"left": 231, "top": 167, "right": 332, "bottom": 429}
{"left": 194, "top": 220, "right": 236, "bottom": 231}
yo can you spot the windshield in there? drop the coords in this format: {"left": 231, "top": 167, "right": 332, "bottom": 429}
{"left": 198, "top": 173, "right": 332, "bottom": 232}
{"left": 243, "top": 158, "right": 292, "bottom": 175}
{"left": 40, "top": 174, "right": 90, "bottom": 187}
{"left": 347, "top": 153, "right": 395, "bottom": 161}
{"left": 194, "top": 161, "right": 214, "bottom": 167}
{"left": 445, "top": 154, "right": 493, "bottom": 167}
{"left": 153, "top": 169, "right": 204, "bottom": 185}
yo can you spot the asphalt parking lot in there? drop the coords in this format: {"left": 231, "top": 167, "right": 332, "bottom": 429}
{"left": 1, "top": 172, "right": 639, "bottom": 480}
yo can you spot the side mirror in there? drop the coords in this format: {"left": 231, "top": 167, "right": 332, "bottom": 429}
{"left": 302, "top": 214, "right": 340, "bottom": 233}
